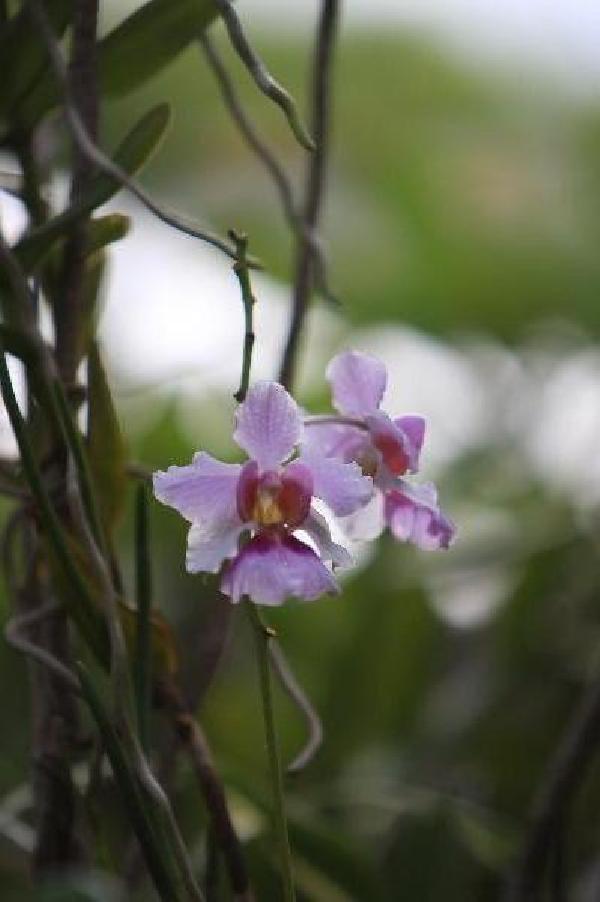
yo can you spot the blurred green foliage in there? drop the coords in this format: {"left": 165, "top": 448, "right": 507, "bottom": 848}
{"left": 104, "top": 29, "right": 600, "bottom": 342}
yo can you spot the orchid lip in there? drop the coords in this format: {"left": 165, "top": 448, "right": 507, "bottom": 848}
{"left": 237, "top": 462, "right": 313, "bottom": 530}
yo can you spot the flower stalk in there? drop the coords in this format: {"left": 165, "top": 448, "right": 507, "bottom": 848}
{"left": 245, "top": 601, "right": 296, "bottom": 902}
{"left": 230, "top": 229, "right": 256, "bottom": 404}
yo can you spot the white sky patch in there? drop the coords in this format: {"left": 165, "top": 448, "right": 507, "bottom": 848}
{"left": 428, "top": 563, "right": 516, "bottom": 629}
{"left": 0, "top": 183, "right": 27, "bottom": 242}
{"left": 526, "top": 350, "right": 600, "bottom": 507}
{"left": 425, "top": 505, "right": 519, "bottom": 628}
{"left": 253, "top": 0, "right": 600, "bottom": 96}
{"left": 99, "top": 199, "right": 341, "bottom": 394}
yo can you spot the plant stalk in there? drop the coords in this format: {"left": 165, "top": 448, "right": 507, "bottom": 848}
{"left": 245, "top": 602, "right": 295, "bottom": 901}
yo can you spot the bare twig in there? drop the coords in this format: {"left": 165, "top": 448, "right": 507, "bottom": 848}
{"left": 199, "top": 34, "right": 296, "bottom": 224}
{"left": 279, "top": 0, "right": 341, "bottom": 390}
{"left": 128, "top": 732, "right": 206, "bottom": 902}
{"left": 14, "top": 132, "right": 48, "bottom": 229}
{"left": 269, "top": 641, "right": 323, "bottom": 775}
{"left": 506, "top": 676, "right": 600, "bottom": 901}
{"left": 198, "top": 35, "right": 334, "bottom": 305}
{"left": 1, "top": 507, "right": 29, "bottom": 598}
{"left": 27, "top": 0, "right": 247, "bottom": 266}
{"left": 5, "top": 600, "right": 80, "bottom": 693}
{"left": 212, "top": 0, "right": 314, "bottom": 151}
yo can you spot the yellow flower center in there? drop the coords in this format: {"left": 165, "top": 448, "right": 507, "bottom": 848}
{"left": 357, "top": 447, "right": 380, "bottom": 478}
{"left": 252, "top": 485, "right": 285, "bottom": 526}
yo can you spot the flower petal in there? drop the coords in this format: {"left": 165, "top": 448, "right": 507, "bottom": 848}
{"left": 339, "top": 492, "right": 385, "bottom": 542}
{"left": 365, "top": 410, "right": 419, "bottom": 476}
{"left": 233, "top": 381, "right": 303, "bottom": 469}
{"left": 186, "top": 521, "right": 245, "bottom": 573}
{"left": 221, "top": 533, "right": 339, "bottom": 605}
{"left": 326, "top": 350, "right": 387, "bottom": 416}
{"left": 236, "top": 460, "right": 260, "bottom": 522}
{"left": 303, "top": 421, "right": 369, "bottom": 463}
{"left": 302, "top": 508, "right": 353, "bottom": 568}
{"left": 153, "top": 452, "right": 241, "bottom": 525}
{"left": 396, "top": 415, "right": 426, "bottom": 463}
{"left": 385, "top": 482, "right": 455, "bottom": 550}
{"left": 300, "top": 452, "right": 373, "bottom": 516}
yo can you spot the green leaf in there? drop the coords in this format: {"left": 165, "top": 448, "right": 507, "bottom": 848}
{"left": 16, "top": 213, "right": 130, "bottom": 278}
{"left": 85, "top": 213, "right": 131, "bottom": 256}
{"left": 79, "top": 250, "right": 107, "bottom": 360}
{"left": 0, "top": 0, "right": 72, "bottom": 122}
{"left": 13, "top": 105, "right": 169, "bottom": 273}
{"left": 76, "top": 662, "right": 186, "bottom": 902}
{"left": 99, "top": 0, "right": 218, "bottom": 98}
{"left": 87, "top": 341, "right": 128, "bottom": 535}
{"left": 17, "top": 0, "right": 217, "bottom": 126}
{"left": 53, "top": 377, "right": 108, "bottom": 553}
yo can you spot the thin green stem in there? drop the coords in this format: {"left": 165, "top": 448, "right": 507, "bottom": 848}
{"left": 230, "top": 230, "right": 256, "bottom": 404}
{"left": 245, "top": 601, "right": 295, "bottom": 901}
{"left": 52, "top": 377, "right": 107, "bottom": 555}
{"left": 134, "top": 482, "right": 152, "bottom": 752}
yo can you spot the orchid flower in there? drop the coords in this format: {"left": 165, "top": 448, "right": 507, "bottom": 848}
{"left": 304, "top": 350, "right": 455, "bottom": 550}
{"left": 153, "top": 381, "right": 373, "bottom": 605}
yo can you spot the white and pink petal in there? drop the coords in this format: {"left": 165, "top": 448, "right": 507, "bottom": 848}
{"left": 302, "top": 508, "right": 353, "bottom": 569}
{"left": 326, "top": 350, "right": 387, "bottom": 417}
{"left": 221, "top": 534, "right": 339, "bottom": 605}
{"left": 384, "top": 482, "right": 455, "bottom": 550}
{"left": 300, "top": 451, "right": 373, "bottom": 517}
{"left": 302, "top": 421, "right": 369, "bottom": 464}
{"left": 395, "top": 415, "right": 426, "bottom": 465}
{"left": 186, "top": 520, "right": 246, "bottom": 574}
{"left": 153, "top": 452, "right": 241, "bottom": 525}
{"left": 338, "top": 492, "right": 386, "bottom": 543}
{"left": 365, "top": 411, "right": 421, "bottom": 476}
{"left": 233, "top": 381, "right": 303, "bottom": 470}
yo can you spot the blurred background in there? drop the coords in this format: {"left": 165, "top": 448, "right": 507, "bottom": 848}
{"left": 4, "top": 0, "right": 600, "bottom": 898}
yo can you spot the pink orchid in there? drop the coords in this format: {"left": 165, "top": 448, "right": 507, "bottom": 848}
{"left": 305, "top": 350, "right": 456, "bottom": 550}
{"left": 153, "top": 381, "right": 373, "bottom": 605}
